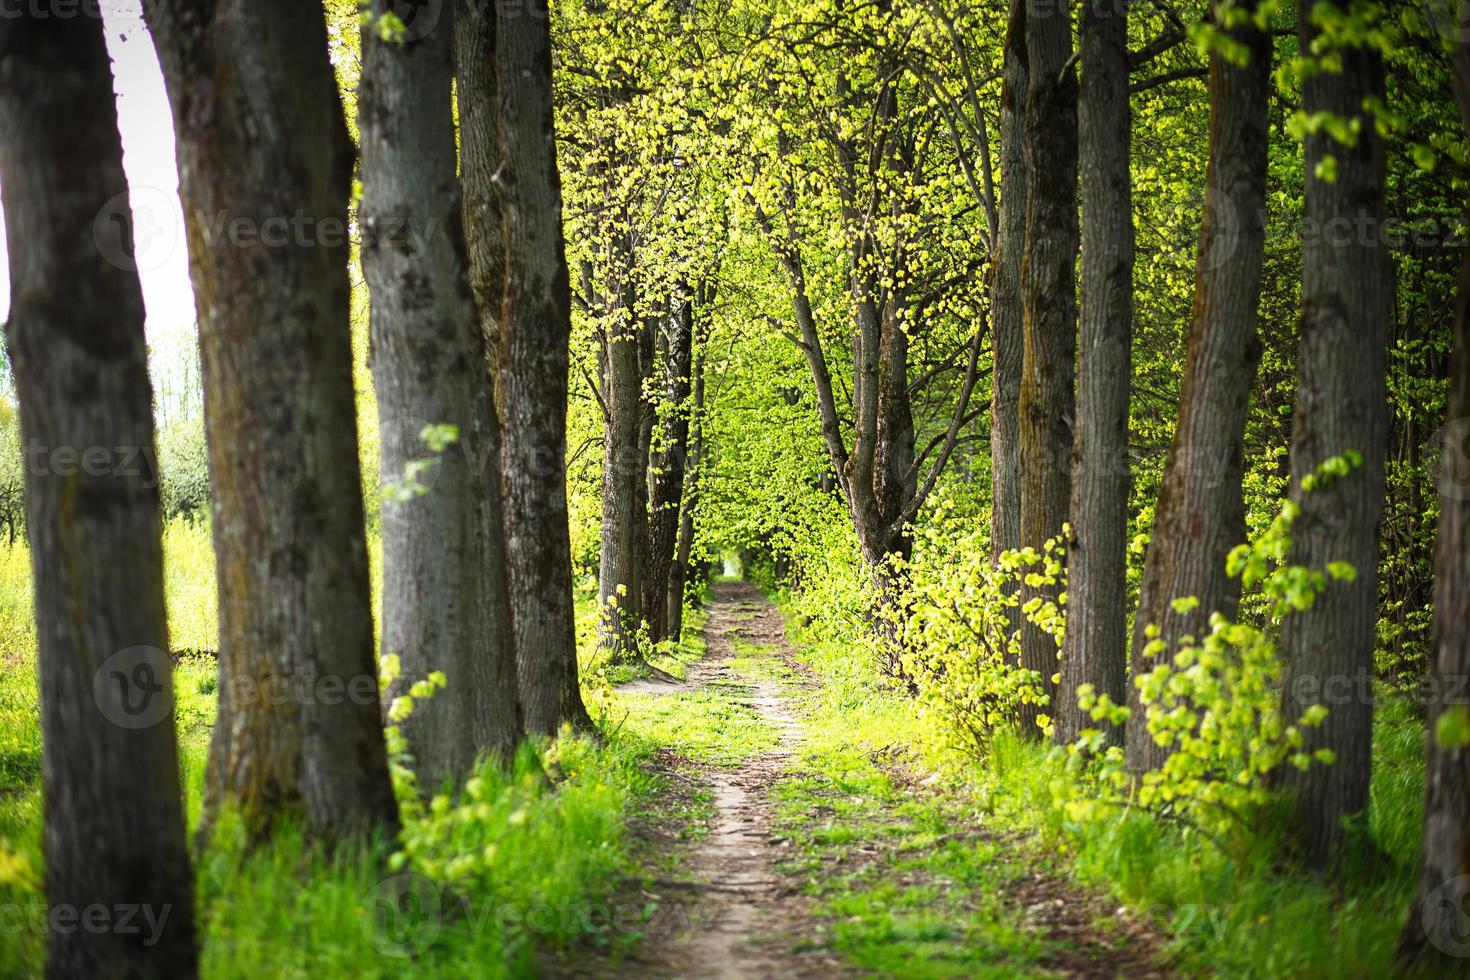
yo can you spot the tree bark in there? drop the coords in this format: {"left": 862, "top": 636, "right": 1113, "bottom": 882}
{"left": 360, "top": 0, "right": 519, "bottom": 783}
{"left": 0, "top": 13, "right": 198, "bottom": 975}
{"left": 1056, "top": 0, "right": 1134, "bottom": 748}
{"left": 668, "top": 317, "right": 708, "bottom": 641}
{"left": 1399, "top": 24, "right": 1470, "bottom": 963}
{"left": 146, "top": 0, "right": 399, "bottom": 839}
{"left": 1277, "top": 0, "right": 1390, "bottom": 868}
{"left": 643, "top": 294, "right": 695, "bottom": 645}
{"left": 496, "top": 1, "right": 595, "bottom": 733}
{"left": 597, "top": 259, "right": 646, "bottom": 662}
{"left": 1124, "top": 0, "right": 1271, "bottom": 775}
{"left": 1017, "top": 0, "right": 1079, "bottom": 736}
{"left": 990, "top": 0, "right": 1027, "bottom": 653}
{"left": 455, "top": 0, "right": 506, "bottom": 374}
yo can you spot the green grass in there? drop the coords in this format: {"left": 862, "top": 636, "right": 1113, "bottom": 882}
{"left": 0, "top": 522, "right": 679, "bottom": 978}
{"left": 774, "top": 586, "right": 1441, "bottom": 980}
{"left": 724, "top": 616, "right": 1069, "bottom": 977}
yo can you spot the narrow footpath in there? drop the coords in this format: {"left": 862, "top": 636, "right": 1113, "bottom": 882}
{"left": 565, "top": 580, "right": 1169, "bottom": 979}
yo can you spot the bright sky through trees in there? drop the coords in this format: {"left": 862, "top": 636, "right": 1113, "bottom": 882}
{"left": 0, "top": 2, "right": 191, "bottom": 335}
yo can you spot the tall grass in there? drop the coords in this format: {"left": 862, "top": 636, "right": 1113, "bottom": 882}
{"left": 778, "top": 582, "right": 1432, "bottom": 979}
{"left": 0, "top": 519, "right": 671, "bottom": 977}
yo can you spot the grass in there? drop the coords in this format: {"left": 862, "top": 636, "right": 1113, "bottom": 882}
{"left": 0, "top": 521, "right": 679, "bottom": 978}
{"left": 773, "top": 584, "right": 1442, "bottom": 979}
{"left": 725, "top": 618, "right": 1070, "bottom": 977}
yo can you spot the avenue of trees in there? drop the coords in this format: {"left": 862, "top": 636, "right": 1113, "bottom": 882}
{"left": 2, "top": 0, "right": 1470, "bottom": 973}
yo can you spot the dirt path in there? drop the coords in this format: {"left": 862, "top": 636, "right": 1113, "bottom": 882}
{"left": 572, "top": 581, "right": 1169, "bottom": 979}
{"left": 607, "top": 580, "right": 842, "bottom": 978}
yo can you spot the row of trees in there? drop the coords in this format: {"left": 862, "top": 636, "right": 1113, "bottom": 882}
{"left": 575, "top": 0, "right": 1463, "bottom": 965}
{"left": 0, "top": 1, "right": 594, "bottom": 972}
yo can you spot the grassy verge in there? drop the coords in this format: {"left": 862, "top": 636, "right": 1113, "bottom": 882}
{"left": 0, "top": 526, "right": 684, "bottom": 977}
{"left": 775, "top": 586, "right": 1435, "bottom": 979}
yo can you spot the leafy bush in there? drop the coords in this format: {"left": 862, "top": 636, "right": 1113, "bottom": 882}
{"left": 896, "top": 499, "right": 1058, "bottom": 760}
{"left": 1054, "top": 456, "right": 1364, "bottom": 850}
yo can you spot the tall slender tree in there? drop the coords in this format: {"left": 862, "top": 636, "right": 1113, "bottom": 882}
{"left": 146, "top": 0, "right": 399, "bottom": 838}
{"left": 0, "top": 13, "right": 198, "bottom": 974}
{"left": 1056, "top": 0, "right": 1134, "bottom": 747}
{"left": 1016, "top": 0, "right": 1079, "bottom": 735}
{"left": 668, "top": 306, "right": 710, "bottom": 641}
{"left": 455, "top": 0, "right": 505, "bottom": 370}
{"left": 1399, "top": 16, "right": 1470, "bottom": 962}
{"left": 1277, "top": 0, "right": 1391, "bottom": 868}
{"left": 990, "top": 0, "right": 1027, "bottom": 652}
{"left": 360, "top": 0, "right": 519, "bottom": 784}
{"left": 596, "top": 244, "right": 649, "bottom": 662}
{"left": 643, "top": 292, "right": 696, "bottom": 645}
{"left": 1126, "top": 0, "right": 1271, "bottom": 774}
{"left": 495, "top": 0, "right": 596, "bottom": 732}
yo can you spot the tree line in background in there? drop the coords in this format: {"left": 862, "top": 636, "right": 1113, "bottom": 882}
{"left": 2, "top": 0, "right": 1470, "bottom": 974}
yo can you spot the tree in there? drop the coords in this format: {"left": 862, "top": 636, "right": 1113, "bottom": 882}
{"left": 1016, "top": 0, "right": 1079, "bottom": 735}
{"left": 1277, "top": 0, "right": 1391, "bottom": 868}
{"left": 1126, "top": 0, "right": 1271, "bottom": 775}
{"left": 1056, "top": 0, "right": 1134, "bottom": 748}
{"left": 990, "top": 0, "right": 1027, "bottom": 651}
{"left": 360, "top": 0, "right": 519, "bottom": 783}
{"left": 1399, "top": 15, "right": 1470, "bottom": 962}
{"left": 146, "top": 0, "right": 399, "bottom": 839}
{"left": 642, "top": 290, "right": 697, "bottom": 645}
{"left": 595, "top": 235, "right": 651, "bottom": 662}
{"left": 0, "top": 11, "right": 197, "bottom": 974}
{"left": 494, "top": 0, "right": 596, "bottom": 733}
{"left": 668, "top": 305, "right": 710, "bottom": 641}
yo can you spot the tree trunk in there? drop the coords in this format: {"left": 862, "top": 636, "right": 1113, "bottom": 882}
{"left": 146, "top": 0, "right": 399, "bottom": 840}
{"left": 1399, "top": 27, "right": 1470, "bottom": 964}
{"left": 0, "top": 13, "right": 198, "bottom": 975}
{"left": 643, "top": 294, "right": 695, "bottom": 645}
{"left": 668, "top": 323, "right": 708, "bottom": 641}
{"left": 360, "top": 0, "right": 519, "bottom": 783}
{"left": 1056, "top": 0, "right": 1133, "bottom": 747}
{"left": 454, "top": 0, "right": 507, "bottom": 374}
{"left": 1277, "top": 0, "right": 1390, "bottom": 868}
{"left": 1125, "top": 0, "right": 1270, "bottom": 775}
{"left": 597, "top": 265, "right": 646, "bottom": 662}
{"left": 990, "top": 0, "right": 1027, "bottom": 654}
{"left": 495, "top": 3, "right": 595, "bottom": 733}
{"left": 1017, "top": 0, "right": 1079, "bottom": 736}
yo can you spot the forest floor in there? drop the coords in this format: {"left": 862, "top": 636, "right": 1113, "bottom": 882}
{"left": 557, "top": 581, "right": 1171, "bottom": 979}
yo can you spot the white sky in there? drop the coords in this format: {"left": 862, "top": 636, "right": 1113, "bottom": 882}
{"left": 0, "top": 2, "right": 195, "bottom": 339}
